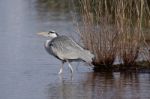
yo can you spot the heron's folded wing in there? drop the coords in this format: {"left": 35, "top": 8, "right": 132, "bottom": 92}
{"left": 50, "top": 36, "right": 84, "bottom": 59}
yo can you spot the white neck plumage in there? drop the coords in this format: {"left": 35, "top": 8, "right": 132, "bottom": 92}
{"left": 50, "top": 33, "right": 58, "bottom": 38}
{"left": 45, "top": 40, "right": 51, "bottom": 48}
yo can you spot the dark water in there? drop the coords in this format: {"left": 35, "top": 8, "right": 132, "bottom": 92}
{"left": 0, "top": 0, "right": 149, "bottom": 99}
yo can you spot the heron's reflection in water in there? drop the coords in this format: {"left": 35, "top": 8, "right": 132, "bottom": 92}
{"left": 47, "top": 72, "right": 113, "bottom": 99}
{"left": 47, "top": 72, "right": 149, "bottom": 99}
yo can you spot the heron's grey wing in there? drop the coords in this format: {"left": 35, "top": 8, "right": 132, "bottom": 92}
{"left": 50, "top": 36, "right": 84, "bottom": 60}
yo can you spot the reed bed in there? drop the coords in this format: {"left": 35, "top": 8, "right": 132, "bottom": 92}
{"left": 143, "top": 42, "right": 150, "bottom": 64}
{"left": 73, "top": 0, "right": 150, "bottom": 69}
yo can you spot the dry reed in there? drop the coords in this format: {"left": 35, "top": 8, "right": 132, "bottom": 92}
{"left": 72, "top": 0, "right": 150, "bottom": 68}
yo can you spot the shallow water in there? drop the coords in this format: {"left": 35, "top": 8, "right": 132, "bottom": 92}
{"left": 0, "top": 0, "right": 150, "bottom": 99}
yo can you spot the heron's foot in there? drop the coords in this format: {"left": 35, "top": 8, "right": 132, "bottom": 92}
{"left": 70, "top": 68, "right": 73, "bottom": 74}
{"left": 68, "top": 62, "right": 73, "bottom": 74}
{"left": 58, "top": 61, "right": 64, "bottom": 75}
{"left": 58, "top": 68, "right": 63, "bottom": 74}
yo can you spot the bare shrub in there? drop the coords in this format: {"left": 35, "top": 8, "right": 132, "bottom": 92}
{"left": 73, "top": 0, "right": 118, "bottom": 66}
{"left": 72, "top": 0, "right": 150, "bottom": 67}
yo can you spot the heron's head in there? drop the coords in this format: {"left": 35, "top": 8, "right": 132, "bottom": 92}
{"left": 37, "top": 31, "right": 59, "bottom": 38}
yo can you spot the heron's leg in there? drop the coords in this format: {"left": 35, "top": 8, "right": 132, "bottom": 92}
{"left": 66, "top": 60, "right": 73, "bottom": 73}
{"left": 58, "top": 61, "right": 64, "bottom": 74}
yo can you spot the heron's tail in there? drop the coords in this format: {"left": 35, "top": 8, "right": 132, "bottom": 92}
{"left": 80, "top": 50, "right": 95, "bottom": 63}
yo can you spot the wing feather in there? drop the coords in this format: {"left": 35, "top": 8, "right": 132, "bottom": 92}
{"left": 49, "top": 36, "right": 84, "bottom": 60}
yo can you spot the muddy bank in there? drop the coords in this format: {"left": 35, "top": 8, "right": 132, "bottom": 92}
{"left": 93, "top": 61, "right": 150, "bottom": 73}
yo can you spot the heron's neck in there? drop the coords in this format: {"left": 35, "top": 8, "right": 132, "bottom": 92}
{"left": 45, "top": 39, "right": 51, "bottom": 48}
{"left": 45, "top": 36, "right": 58, "bottom": 47}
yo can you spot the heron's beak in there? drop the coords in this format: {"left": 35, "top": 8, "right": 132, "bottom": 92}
{"left": 37, "top": 32, "right": 48, "bottom": 37}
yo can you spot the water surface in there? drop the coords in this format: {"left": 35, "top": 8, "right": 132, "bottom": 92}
{"left": 0, "top": 0, "right": 149, "bottom": 99}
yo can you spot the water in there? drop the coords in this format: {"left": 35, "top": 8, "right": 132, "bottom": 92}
{"left": 0, "top": 0, "right": 149, "bottom": 99}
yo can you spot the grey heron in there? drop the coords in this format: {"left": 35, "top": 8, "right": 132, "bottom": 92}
{"left": 37, "top": 31, "right": 94, "bottom": 74}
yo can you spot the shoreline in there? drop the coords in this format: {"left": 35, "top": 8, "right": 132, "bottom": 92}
{"left": 93, "top": 61, "right": 150, "bottom": 73}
